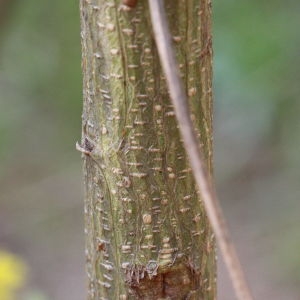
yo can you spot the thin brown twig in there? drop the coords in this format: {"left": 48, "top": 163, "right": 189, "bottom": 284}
{"left": 147, "top": 1, "right": 254, "bottom": 299}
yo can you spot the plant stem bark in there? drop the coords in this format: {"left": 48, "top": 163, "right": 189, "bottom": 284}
{"left": 79, "top": 1, "right": 215, "bottom": 299}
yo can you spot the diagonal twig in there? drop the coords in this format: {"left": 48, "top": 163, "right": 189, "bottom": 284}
{"left": 148, "top": 1, "right": 253, "bottom": 299}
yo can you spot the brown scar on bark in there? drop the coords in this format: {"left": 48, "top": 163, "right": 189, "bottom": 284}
{"left": 125, "top": 261, "right": 201, "bottom": 299}
{"left": 122, "top": 0, "right": 138, "bottom": 8}
{"left": 97, "top": 242, "right": 106, "bottom": 252}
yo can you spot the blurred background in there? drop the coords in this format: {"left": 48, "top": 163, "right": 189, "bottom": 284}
{"left": 0, "top": 0, "right": 299, "bottom": 299}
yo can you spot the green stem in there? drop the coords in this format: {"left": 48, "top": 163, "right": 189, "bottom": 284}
{"left": 79, "top": 1, "right": 215, "bottom": 299}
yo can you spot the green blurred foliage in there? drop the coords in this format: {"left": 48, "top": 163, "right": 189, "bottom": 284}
{"left": 214, "top": 0, "right": 300, "bottom": 180}
{"left": 0, "top": 0, "right": 82, "bottom": 170}
{"left": 0, "top": 1, "right": 84, "bottom": 299}
{"left": 214, "top": 0, "right": 300, "bottom": 294}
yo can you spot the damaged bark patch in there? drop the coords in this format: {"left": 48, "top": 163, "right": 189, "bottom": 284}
{"left": 126, "top": 262, "right": 201, "bottom": 299}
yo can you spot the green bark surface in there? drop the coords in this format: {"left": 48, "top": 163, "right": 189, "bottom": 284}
{"left": 79, "top": 0, "right": 215, "bottom": 299}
